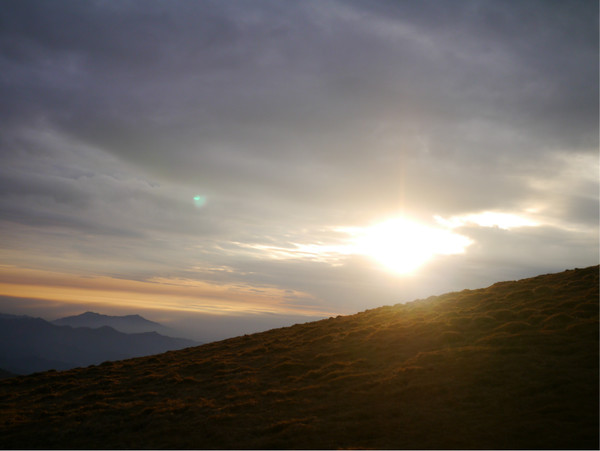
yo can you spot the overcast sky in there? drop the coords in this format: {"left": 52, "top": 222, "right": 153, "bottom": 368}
{"left": 0, "top": 0, "right": 597, "bottom": 341}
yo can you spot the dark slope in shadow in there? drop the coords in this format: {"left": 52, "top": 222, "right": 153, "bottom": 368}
{"left": 0, "top": 266, "right": 597, "bottom": 449}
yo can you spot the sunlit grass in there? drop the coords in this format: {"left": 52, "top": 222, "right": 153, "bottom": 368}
{"left": 0, "top": 266, "right": 597, "bottom": 449}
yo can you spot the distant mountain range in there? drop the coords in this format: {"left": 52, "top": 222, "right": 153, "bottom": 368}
{"left": 0, "top": 266, "right": 597, "bottom": 449}
{"left": 0, "top": 313, "right": 199, "bottom": 375}
{"left": 52, "top": 311, "right": 171, "bottom": 335}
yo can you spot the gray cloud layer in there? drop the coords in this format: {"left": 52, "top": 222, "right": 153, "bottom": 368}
{"left": 0, "top": 0, "right": 597, "bottom": 323}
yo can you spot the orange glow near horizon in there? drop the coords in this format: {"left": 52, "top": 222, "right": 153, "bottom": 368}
{"left": 0, "top": 266, "right": 331, "bottom": 317}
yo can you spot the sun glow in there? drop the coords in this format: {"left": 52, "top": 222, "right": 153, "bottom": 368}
{"left": 434, "top": 211, "right": 538, "bottom": 230}
{"left": 352, "top": 218, "right": 472, "bottom": 275}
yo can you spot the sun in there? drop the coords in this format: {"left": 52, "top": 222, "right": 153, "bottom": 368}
{"left": 352, "top": 217, "right": 472, "bottom": 275}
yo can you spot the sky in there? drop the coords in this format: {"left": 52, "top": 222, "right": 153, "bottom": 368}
{"left": 0, "top": 0, "right": 598, "bottom": 342}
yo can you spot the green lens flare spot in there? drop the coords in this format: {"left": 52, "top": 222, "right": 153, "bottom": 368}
{"left": 193, "top": 195, "right": 207, "bottom": 207}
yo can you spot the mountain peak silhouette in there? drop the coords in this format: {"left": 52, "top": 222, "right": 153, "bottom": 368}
{"left": 1, "top": 266, "right": 597, "bottom": 449}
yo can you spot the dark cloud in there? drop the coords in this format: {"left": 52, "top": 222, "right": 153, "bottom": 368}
{"left": 0, "top": 0, "right": 597, "bottom": 327}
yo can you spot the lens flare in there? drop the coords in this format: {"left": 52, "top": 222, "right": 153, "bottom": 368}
{"left": 193, "top": 195, "right": 207, "bottom": 208}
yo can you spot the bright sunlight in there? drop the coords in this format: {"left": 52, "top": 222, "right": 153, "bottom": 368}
{"left": 352, "top": 218, "right": 473, "bottom": 275}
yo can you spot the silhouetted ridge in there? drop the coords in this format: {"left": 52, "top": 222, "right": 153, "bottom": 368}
{"left": 0, "top": 266, "right": 597, "bottom": 449}
{"left": 51, "top": 311, "right": 191, "bottom": 339}
{"left": 52, "top": 311, "right": 166, "bottom": 333}
{"left": 0, "top": 316, "right": 198, "bottom": 375}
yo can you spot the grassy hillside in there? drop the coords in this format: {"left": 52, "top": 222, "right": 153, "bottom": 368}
{"left": 0, "top": 266, "right": 598, "bottom": 449}
{"left": 0, "top": 369, "right": 16, "bottom": 379}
